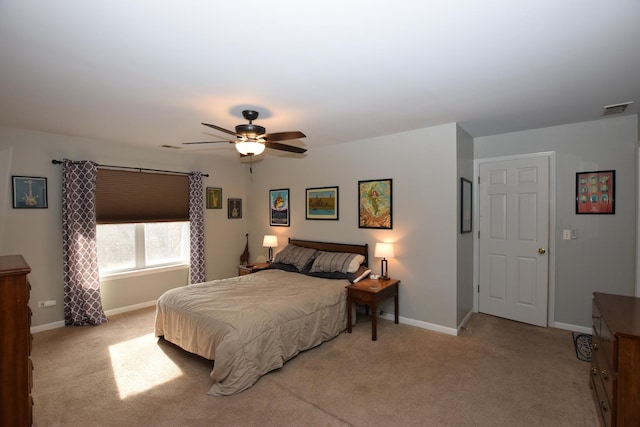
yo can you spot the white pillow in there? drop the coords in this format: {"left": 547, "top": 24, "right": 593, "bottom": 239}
{"left": 352, "top": 268, "right": 371, "bottom": 283}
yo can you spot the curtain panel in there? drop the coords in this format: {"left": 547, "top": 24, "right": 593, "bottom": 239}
{"left": 189, "top": 172, "right": 205, "bottom": 284}
{"left": 61, "top": 160, "right": 108, "bottom": 326}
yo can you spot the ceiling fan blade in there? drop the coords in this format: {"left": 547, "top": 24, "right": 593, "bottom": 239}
{"left": 262, "top": 131, "right": 306, "bottom": 142}
{"left": 182, "top": 140, "right": 234, "bottom": 145}
{"left": 202, "top": 122, "right": 238, "bottom": 137}
{"left": 265, "top": 141, "right": 307, "bottom": 154}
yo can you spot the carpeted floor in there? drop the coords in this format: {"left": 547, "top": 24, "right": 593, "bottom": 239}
{"left": 31, "top": 308, "right": 600, "bottom": 427}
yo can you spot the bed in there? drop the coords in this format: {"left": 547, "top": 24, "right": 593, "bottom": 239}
{"left": 154, "top": 239, "right": 370, "bottom": 396}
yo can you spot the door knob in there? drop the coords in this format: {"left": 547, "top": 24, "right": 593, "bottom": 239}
{"left": 538, "top": 248, "right": 546, "bottom": 254}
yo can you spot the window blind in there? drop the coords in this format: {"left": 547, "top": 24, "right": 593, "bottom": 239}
{"left": 96, "top": 169, "right": 189, "bottom": 223}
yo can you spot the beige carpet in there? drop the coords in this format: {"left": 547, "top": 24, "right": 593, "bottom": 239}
{"left": 31, "top": 307, "right": 599, "bottom": 427}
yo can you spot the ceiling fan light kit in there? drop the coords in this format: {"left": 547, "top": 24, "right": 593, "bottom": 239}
{"left": 236, "top": 140, "right": 265, "bottom": 156}
{"left": 185, "top": 110, "right": 307, "bottom": 157}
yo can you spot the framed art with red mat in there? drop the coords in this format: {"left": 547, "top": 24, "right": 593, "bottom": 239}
{"left": 575, "top": 170, "right": 614, "bottom": 214}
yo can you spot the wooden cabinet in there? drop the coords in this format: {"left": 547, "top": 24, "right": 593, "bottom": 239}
{"left": 591, "top": 292, "right": 640, "bottom": 427}
{"left": 0, "top": 255, "right": 33, "bottom": 427}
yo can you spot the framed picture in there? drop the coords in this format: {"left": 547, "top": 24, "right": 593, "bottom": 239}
{"left": 576, "top": 170, "right": 615, "bottom": 214}
{"left": 228, "top": 198, "right": 242, "bottom": 219}
{"left": 306, "top": 186, "right": 339, "bottom": 220}
{"left": 206, "top": 187, "right": 222, "bottom": 209}
{"left": 12, "top": 176, "right": 48, "bottom": 208}
{"left": 358, "top": 179, "right": 392, "bottom": 229}
{"left": 461, "top": 178, "right": 472, "bottom": 233}
{"left": 269, "top": 188, "right": 290, "bottom": 226}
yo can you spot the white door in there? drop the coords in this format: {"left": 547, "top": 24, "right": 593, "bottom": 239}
{"left": 478, "top": 155, "right": 549, "bottom": 327}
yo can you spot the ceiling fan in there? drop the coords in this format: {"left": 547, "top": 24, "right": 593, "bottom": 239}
{"left": 184, "top": 110, "right": 307, "bottom": 156}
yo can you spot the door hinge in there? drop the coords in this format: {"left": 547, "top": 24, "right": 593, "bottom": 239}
{"left": 477, "top": 284, "right": 480, "bottom": 293}
{"left": 477, "top": 230, "right": 480, "bottom": 239}
{"left": 477, "top": 176, "right": 480, "bottom": 184}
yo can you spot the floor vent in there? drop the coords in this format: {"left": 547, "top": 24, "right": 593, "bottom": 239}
{"left": 603, "top": 101, "right": 633, "bottom": 116}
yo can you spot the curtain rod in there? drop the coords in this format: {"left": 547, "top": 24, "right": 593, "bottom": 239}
{"left": 51, "top": 159, "right": 209, "bottom": 177}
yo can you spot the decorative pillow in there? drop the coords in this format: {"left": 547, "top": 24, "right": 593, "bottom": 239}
{"left": 309, "top": 251, "right": 365, "bottom": 274}
{"left": 272, "top": 244, "right": 318, "bottom": 271}
{"left": 307, "top": 264, "right": 370, "bottom": 283}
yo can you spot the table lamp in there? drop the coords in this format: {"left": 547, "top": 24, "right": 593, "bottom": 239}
{"left": 262, "top": 235, "right": 278, "bottom": 263}
{"left": 374, "top": 242, "right": 395, "bottom": 280}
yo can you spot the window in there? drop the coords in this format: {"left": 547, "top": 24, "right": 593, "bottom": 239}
{"left": 97, "top": 222, "right": 190, "bottom": 275}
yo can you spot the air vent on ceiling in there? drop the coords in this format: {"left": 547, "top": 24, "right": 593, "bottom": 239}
{"left": 603, "top": 101, "right": 633, "bottom": 116}
{"left": 161, "top": 144, "right": 182, "bottom": 149}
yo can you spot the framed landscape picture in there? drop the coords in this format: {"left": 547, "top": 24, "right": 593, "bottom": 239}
{"left": 306, "top": 186, "right": 339, "bottom": 220}
{"left": 206, "top": 187, "right": 222, "bottom": 209}
{"left": 12, "top": 176, "right": 48, "bottom": 208}
{"left": 358, "top": 179, "right": 392, "bottom": 229}
{"left": 576, "top": 170, "right": 615, "bottom": 214}
{"left": 269, "top": 188, "right": 290, "bottom": 226}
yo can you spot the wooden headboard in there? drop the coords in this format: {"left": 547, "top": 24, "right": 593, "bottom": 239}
{"left": 288, "top": 238, "right": 369, "bottom": 266}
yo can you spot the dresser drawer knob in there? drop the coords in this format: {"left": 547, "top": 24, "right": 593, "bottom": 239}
{"left": 591, "top": 367, "right": 598, "bottom": 376}
{"left": 601, "top": 370, "right": 608, "bottom": 380}
{"left": 593, "top": 343, "right": 598, "bottom": 351}
{"left": 600, "top": 400, "right": 608, "bottom": 412}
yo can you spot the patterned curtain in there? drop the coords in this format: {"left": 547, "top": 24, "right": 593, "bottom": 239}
{"left": 189, "top": 172, "right": 205, "bottom": 284}
{"left": 62, "top": 160, "right": 108, "bottom": 326}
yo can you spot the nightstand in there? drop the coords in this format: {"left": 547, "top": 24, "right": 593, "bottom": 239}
{"left": 238, "top": 262, "right": 270, "bottom": 276}
{"left": 346, "top": 278, "right": 400, "bottom": 341}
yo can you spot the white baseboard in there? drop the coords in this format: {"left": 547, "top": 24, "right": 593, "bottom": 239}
{"left": 31, "top": 320, "right": 65, "bottom": 334}
{"left": 31, "top": 300, "right": 157, "bottom": 334}
{"left": 552, "top": 321, "right": 592, "bottom": 335}
{"left": 104, "top": 300, "right": 157, "bottom": 317}
{"left": 378, "top": 312, "right": 459, "bottom": 336}
{"left": 457, "top": 310, "right": 474, "bottom": 335}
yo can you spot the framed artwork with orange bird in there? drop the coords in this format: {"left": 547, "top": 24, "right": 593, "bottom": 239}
{"left": 270, "top": 188, "right": 290, "bottom": 226}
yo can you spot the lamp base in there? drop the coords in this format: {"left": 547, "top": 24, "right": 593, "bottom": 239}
{"left": 380, "top": 258, "right": 389, "bottom": 281}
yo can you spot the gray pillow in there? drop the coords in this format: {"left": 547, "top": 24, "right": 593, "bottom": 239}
{"left": 273, "top": 244, "right": 317, "bottom": 271}
{"left": 309, "top": 251, "right": 365, "bottom": 273}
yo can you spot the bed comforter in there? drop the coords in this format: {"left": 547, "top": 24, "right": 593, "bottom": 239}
{"left": 154, "top": 269, "right": 348, "bottom": 396}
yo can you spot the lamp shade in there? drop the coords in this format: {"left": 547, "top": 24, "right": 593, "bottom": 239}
{"left": 374, "top": 242, "right": 395, "bottom": 259}
{"left": 236, "top": 141, "right": 265, "bottom": 156}
{"left": 262, "top": 235, "right": 278, "bottom": 248}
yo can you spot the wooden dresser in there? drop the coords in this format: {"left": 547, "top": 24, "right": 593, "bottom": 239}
{"left": 0, "top": 255, "right": 33, "bottom": 427}
{"left": 591, "top": 292, "right": 640, "bottom": 427}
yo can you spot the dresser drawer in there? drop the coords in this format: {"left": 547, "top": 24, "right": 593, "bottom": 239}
{"left": 591, "top": 372, "right": 613, "bottom": 427}
{"left": 592, "top": 300, "right": 601, "bottom": 337}
{"left": 601, "top": 326, "right": 616, "bottom": 368}
{"left": 591, "top": 333, "right": 615, "bottom": 410}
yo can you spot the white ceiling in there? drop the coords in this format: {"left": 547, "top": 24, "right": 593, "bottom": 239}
{"left": 1, "top": 1, "right": 639, "bottom": 157}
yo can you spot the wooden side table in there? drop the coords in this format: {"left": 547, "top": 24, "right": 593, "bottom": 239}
{"left": 346, "top": 278, "right": 400, "bottom": 341}
{"left": 238, "top": 262, "right": 270, "bottom": 276}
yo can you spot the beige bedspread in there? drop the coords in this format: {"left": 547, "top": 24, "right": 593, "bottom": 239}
{"left": 154, "top": 269, "right": 348, "bottom": 396}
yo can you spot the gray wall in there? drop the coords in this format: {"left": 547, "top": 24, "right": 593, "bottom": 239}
{"left": 0, "top": 126, "right": 246, "bottom": 327}
{"left": 5, "top": 115, "right": 631, "bottom": 331}
{"left": 456, "top": 125, "right": 474, "bottom": 326}
{"left": 474, "top": 115, "right": 638, "bottom": 328}
{"left": 245, "top": 124, "right": 467, "bottom": 333}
